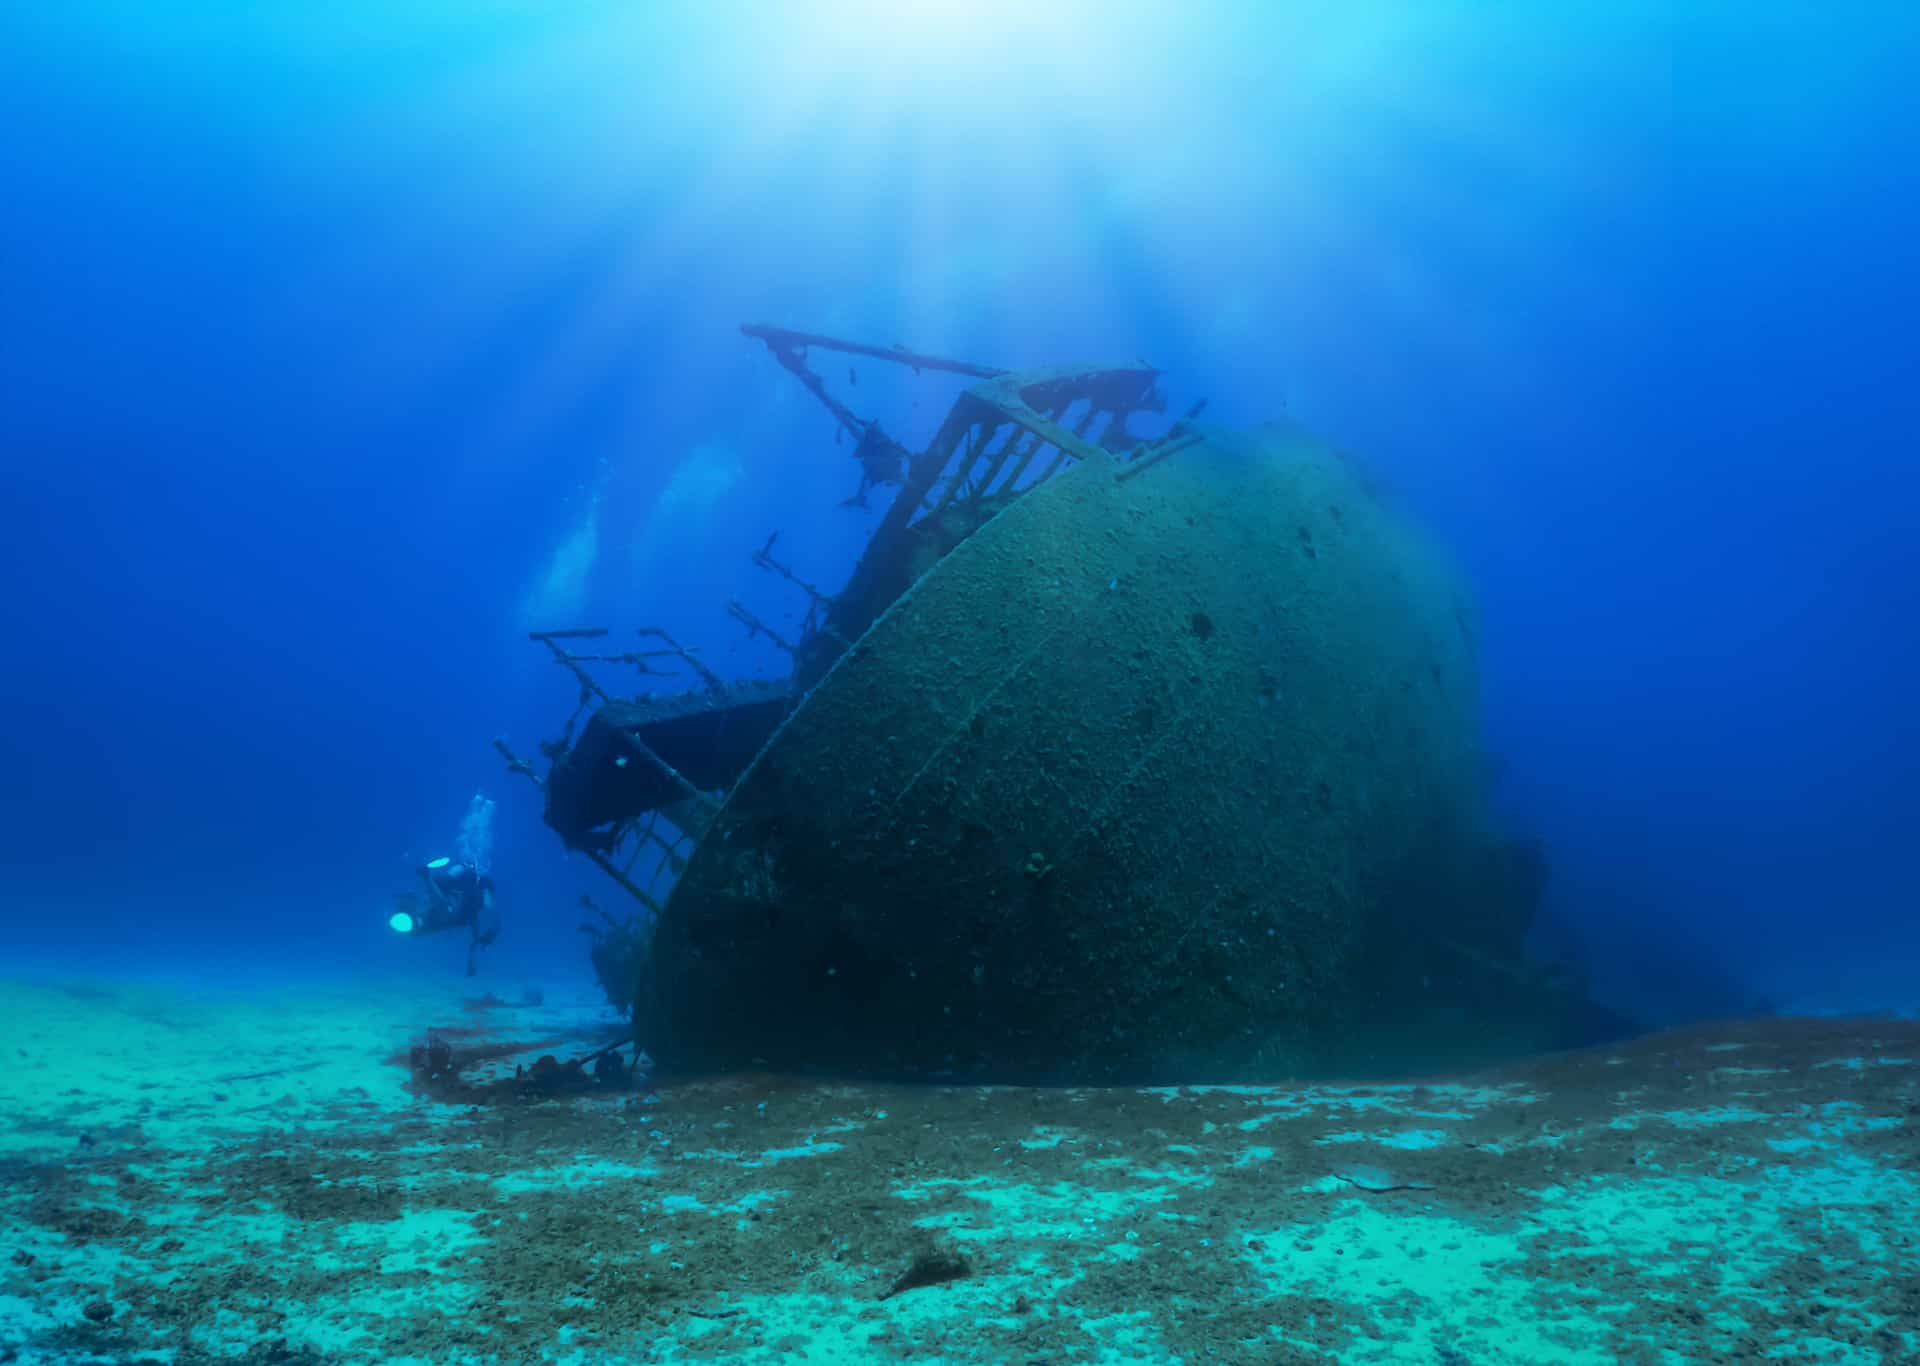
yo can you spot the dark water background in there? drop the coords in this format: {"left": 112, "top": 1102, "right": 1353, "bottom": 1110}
{"left": 2, "top": 4, "right": 1912, "bottom": 1025}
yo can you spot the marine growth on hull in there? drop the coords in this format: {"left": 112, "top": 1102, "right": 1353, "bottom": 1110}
{"left": 502, "top": 324, "right": 1591, "bottom": 1084}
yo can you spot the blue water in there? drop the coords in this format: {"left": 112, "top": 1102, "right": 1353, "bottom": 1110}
{"left": 1, "top": 3, "right": 1912, "bottom": 1020}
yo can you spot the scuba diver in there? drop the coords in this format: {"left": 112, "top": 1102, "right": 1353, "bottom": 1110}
{"left": 390, "top": 857, "right": 500, "bottom": 975}
{"left": 389, "top": 793, "right": 502, "bottom": 975}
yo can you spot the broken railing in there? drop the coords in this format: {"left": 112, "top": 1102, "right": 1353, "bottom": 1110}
{"left": 506, "top": 324, "right": 1198, "bottom": 917}
{"left": 740, "top": 324, "right": 1172, "bottom": 686}
{"left": 495, "top": 627, "right": 721, "bottom": 916}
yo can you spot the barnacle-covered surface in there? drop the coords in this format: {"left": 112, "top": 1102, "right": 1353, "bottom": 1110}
{"left": 524, "top": 329, "right": 1594, "bottom": 1084}
{"left": 647, "top": 421, "right": 1563, "bottom": 1082}
{"left": 2, "top": 975, "right": 1916, "bottom": 1364}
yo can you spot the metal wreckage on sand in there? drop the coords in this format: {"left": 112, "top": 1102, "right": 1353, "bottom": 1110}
{"left": 499, "top": 324, "right": 1604, "bottom": 1083}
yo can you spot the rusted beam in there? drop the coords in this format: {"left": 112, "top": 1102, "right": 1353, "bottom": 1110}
{"left": 741, "top": 324, "right": 1006, "bottom": 380}
{"left": 493, "top": 737, "right": 543, "bottom": 788}
{"left": 635, "top": 627, "right": 727, "bottom": 697}
{"left": 756, "top": 335, "right": 870, "bottom": 444}
{"left": 728, "top": 599, "right": 797, "bottom": 656}
{"left": 964, "top": 365, "right": 1160, "bottom": 474}
{"left": 980, "top": 390, "right": 1111, "bottom": 470}
{"left": 609, "top": 722, "right": 719, "bottom": 813}
{"left": 582, "top": 847, "right": 666, "bottom": 916}
{"left": 992, "top": 429, "right": 1051, "bottom": 497}
{"left": 534, "top": 634, "right": 613, "bottom": 705}
{"left": 751, "top": 532, "right": 833, "bottom": 616}
{"left": 1116, "top": 430, "right": 1203, "bottom": 483}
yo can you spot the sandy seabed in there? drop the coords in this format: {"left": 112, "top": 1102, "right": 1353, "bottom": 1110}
{"left": 0, "top": 972, "right": 1915, "bottom": 1365}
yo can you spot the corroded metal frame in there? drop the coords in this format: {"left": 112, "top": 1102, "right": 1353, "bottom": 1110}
{"left": 514, "top": 324, "right": 1180, "bottom": 911}
{"left": 738, "top": 324, "right": 1167, "bottom": 684}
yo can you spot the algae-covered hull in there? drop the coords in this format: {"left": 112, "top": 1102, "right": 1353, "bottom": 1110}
{"left": 643, "top": 421, "right": 1565, "bottom": 1081}
{"left": 518, "top": 326, "right": 1584, "bottom": 1083}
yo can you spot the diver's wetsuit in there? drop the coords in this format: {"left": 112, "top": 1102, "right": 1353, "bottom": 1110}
{"left": 415, "top": 861, "right": 501, "bottom": 975}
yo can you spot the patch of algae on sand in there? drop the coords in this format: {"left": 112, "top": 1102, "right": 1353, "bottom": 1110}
{"left": 5, "top": 977, "right": 1919, "bottom": 1364}
{"left": 1521, "top": 1147, "right": 1920, "bottom": 1362}
{"left": 1242, "top": 1200, "right": 1600, "bottom": 1364}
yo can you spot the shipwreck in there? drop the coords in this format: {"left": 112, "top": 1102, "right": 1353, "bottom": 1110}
{"left": 501, "top": 324, "right": 1602, "bottom": 1083}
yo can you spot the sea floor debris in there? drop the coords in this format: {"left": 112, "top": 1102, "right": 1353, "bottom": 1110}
{"left": 1, "top": 974, "right": 1916, "bottom": 1363}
